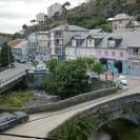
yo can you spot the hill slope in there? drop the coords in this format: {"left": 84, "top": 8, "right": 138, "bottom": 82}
{"left": 23, "top": 0, "right": 140, "bottom": 33}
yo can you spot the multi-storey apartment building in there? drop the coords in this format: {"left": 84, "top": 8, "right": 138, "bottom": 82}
{"left": 50, "top": 24, "right": 88, "bottom": 60}
{"left": 36, "top": 13, "right": 47, "bottom": 24}
{"left": 47, "top": 3, "right": 62, "bottom": 18}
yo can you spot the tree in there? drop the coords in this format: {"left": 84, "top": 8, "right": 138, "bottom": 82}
{"left": 43, "top": 59, "right": 89, "bottom": 98}
{"left": 59, "top": 115, "right": 98, "bottom": 140}
{"left": 46, "top": 59, "right": 59, "bottom": 73}
{"left": 62, "top": 2, "right": 71, "bottom": 21}
{"left": 0, "top": 42, "right": 14, "bottom": 67}
{"left": 92, "top": 62, "right": 104, "bottom": 75}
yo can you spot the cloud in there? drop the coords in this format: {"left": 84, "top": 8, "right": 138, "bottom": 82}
{"left": 0, "top": 0, "right": 45, "bottom": 4}
{"left": 0, "top": 0, "right": 86, "bottom": 33}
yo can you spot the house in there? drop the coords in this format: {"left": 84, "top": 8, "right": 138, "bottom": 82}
{"left": 47, "top": 3, "right": 62, "bottom": 18}
{"left": 108, "top": 13, "right": 140, "bottom": 32}
{"left": 36, "top": 31, "right": 50, "bottom": 61}
{"left": 65, "top": 29, "right": 104, "bottom": 60}
{"left": 9, "top": 39, "right": 29, "bottom": 62}
{"left": 50, "top": 23, "right": 88, "bottom": 60}
{"left": 36, "top": 13, "right": 47, "bottom": 24}
{"left": 65, "top": 30, "right": 140, "bottom": 76}
{"left": 28, "top": 33, "right": 38, "bottom": 61}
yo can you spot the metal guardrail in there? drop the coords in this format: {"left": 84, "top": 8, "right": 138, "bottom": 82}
{"left": 0, "top": 71, "right": 26, "bottom": 88}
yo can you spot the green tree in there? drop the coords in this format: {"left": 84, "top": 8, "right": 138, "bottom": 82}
{"left": 46, "top": 59, "right": 59, "bottom": 73}
{"left": 92, "top": 62, "right": 104, "bottom": 75}
{"left": 59, "top": 115, "right": 99, "bottom": 140}
{"left": 43, "top": 59, "right": 89, "bottom": 98}
{"left": 0, "top": 42, "right": 14, "bottom": 67}
{"left": 61, "top": 2, "right": 71, "bottom": 22}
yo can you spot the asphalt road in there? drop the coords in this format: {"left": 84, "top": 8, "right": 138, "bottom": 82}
{"left": 0, "top": 63, "right": 30, "bottom": 84}
{"left": 0, "top": 77, "right": 140, "bottom": 140}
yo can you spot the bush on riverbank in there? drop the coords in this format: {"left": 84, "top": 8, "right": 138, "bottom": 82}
{"left": 59, "top": 115, "right": 99, "bottom": 140}
{"left": 0, "top": 90, "right": 35, "bottom": 107}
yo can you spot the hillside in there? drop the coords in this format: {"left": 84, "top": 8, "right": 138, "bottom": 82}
{"left": 22, "top": 0, "right": 140, "bottom": 34}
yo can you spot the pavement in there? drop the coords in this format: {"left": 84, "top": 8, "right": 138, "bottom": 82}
{"left": 0, "top": 78, "right": 140, "bottom": 140}
{"left": 0, "top": 63, "right": 31, "bottom": 87}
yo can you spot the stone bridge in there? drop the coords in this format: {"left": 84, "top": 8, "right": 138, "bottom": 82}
{"left": 48, "top": 93, "right": 140, "bottom": 138}
{"left": 0, "top": 63, "right": 30, "bottom": 93}
{"left": 0, "top": 78, "right": 140, "bottom": 140}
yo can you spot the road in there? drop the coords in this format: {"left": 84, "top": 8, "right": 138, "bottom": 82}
{"left": 0, "top": 63, "right": 31, "bottom": 87}
{"left": 0, "top": 78, "right": 140, "bottom": 140}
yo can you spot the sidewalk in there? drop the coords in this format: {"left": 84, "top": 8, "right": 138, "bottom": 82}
{"left": 125, "top": 75, "right": 140, "bottom": 81}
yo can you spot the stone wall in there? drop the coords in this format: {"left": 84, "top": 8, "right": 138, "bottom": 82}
{"left": 0, "top": 87, "right": 117, "bottom": 114}
{"left": 47, "top": 93, "right": 140, "bottom": 138}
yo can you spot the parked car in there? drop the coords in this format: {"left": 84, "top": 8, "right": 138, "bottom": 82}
{"left": 89, "top": 73, "right": 100, "bottom": 81}
{"left": 20, "top": 59, "right": 26, "bottom": 63}
{"left": 0, "top": 112, "right": 29, "bottom": 131}
{"left": 10, "top": 63, "right": 15, "bottom": 68}
{"left": 118, "top": 75, "right": 127, "bottom": 85}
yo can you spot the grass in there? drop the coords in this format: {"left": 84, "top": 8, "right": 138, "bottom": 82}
{"left": 0, "top": 90, "right": 35, "bottom": 108}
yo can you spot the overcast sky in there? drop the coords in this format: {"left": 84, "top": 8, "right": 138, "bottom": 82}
{"left": 0, "top": 0, "right": 86, "bottom": 34}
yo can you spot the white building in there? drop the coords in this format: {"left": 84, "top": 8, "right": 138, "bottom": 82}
{"left": 9, "top": 40, "right": 29, "bottom": 62}
{"left": 28, "top": 33, "right": 38, "bottom": 61}
{"left": 50, "top": 24, "right": 88, "bottom": 59}
{"left": 108, "top": 13, "right": 140, "bottom": 32}
{"left": 36, "top": 13, "right": 47, "bottom": 24}
{"left": 28, "top": 32, "right": 51, "bottom": 62}
{"left": 47, "top": 3, "right": 62, "bottom": 18}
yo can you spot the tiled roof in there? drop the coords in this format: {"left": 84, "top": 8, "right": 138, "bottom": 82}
{"left": 14, "top": 40, "right": 28, "bottom": 49}
{"left": 8, "top": 39, "right": 24, "bottom": 48}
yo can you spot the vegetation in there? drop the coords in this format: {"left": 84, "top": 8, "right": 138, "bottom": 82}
{"left": 0, "top": 42, "right": 14, "bottom": 67}
{"left": 59, "top": 114, "right": 100, "bottom": 140}
{"left": 121, "top": 127, "right": 140, "bottom": 140}
{"left": 43, "top": 58, "right": 104, "bottom": 98}
{"left": 21, "top": 0, "right": 140, "bottom": 34}
{"left": 43, "top": 59, "right": 89, "bottom": 98}
{"left": 92, "top": 62, "right": 105, "bottom": 75}
{"left": 0, "top": 90, "right": 35, "bottom": 107}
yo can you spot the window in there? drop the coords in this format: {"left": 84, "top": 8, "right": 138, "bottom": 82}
{"left": 105, "top": 51, "right": 108, "bottom": 56}
{"left": 98, "top": 50, "right": 101, "bottom": 56}
{"left": 72, "top": 39, "right": 76, "bottom": 47}
{"left": 133, "top": 48, "right": 139, "bottom": 55}
{"left": 55, "top": 31, "right": 62, "bottom": 38}
{"left": 128, "top": 48, "right": 132, "bottom": 54}
{"left": 119, "top": 20, "right": 122, "bottom": 24}
{"left": 76, "top": 39, "right": 83, "bottom": 46}
{"left": 112, "top": 51, "right": 115, "bottom": 56}
{"left": 120, "top": 52, "right": 123, "bottom": 57}
{"left": 108, "top": 40, "right": 116, "bottom": 47}
{"left": 88, "top": 39, "right": 95, "bottom": 47}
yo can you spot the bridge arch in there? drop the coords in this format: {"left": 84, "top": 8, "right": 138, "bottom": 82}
{"left": 93, "top": 118, "right": 139, "bottom": 140}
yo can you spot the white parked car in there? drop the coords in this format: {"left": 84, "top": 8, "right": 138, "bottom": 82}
{"left": 118, "top": 75, "right": 127, "bottom": 85}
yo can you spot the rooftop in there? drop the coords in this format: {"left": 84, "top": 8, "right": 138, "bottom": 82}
{"left": 51, "top": 24, "right": 88, "bottom": 31}
{"left": 108, "top": 13, "right": 135, "bottom": 21}
{"left": 8, "top": 39, "right": 24, "bottom": 48}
